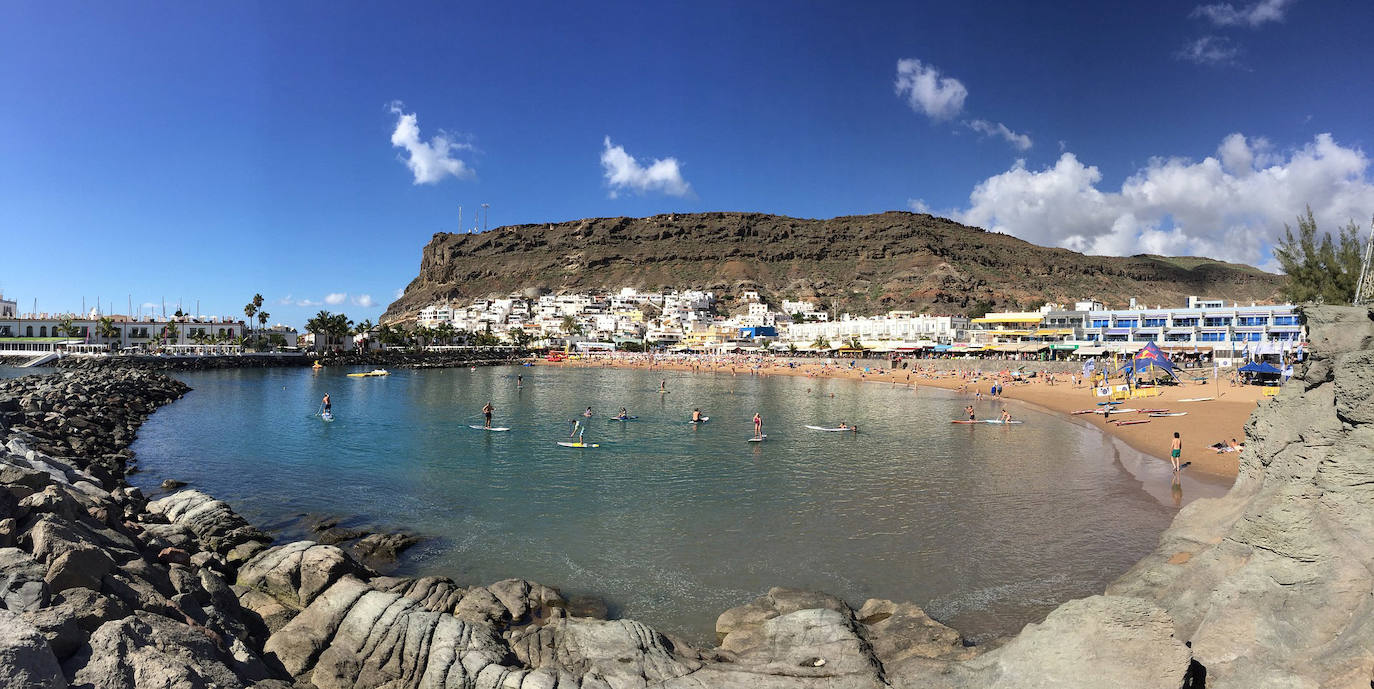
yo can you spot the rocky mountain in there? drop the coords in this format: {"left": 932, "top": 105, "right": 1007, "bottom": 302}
{"left": 382, "top": 211, "right": 1283, "bottom": 322}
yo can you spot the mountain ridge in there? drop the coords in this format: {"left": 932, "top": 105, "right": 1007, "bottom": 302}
{"left": 382, "top": 211, "right": 1282, "bottom": 322}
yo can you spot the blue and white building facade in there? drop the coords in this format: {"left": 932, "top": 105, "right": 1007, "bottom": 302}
{"left": 1079, "top": 297, "right": 1303, "bottom": 359}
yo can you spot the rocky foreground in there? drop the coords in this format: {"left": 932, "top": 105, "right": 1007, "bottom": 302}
{"left": 2, "top": 305, "right": 1371, "bottom": 688}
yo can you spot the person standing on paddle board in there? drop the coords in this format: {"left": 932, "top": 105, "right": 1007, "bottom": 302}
{"left": 482, "top": 402, "right": 494, "bottom": 429}
{"left": 1170, "top": 432, "right": 1183, "bottom": 472}
{"left": 322, "top": 394, "right": 331, "bottom": 413}
{"left": 517, "top": 374, "right": 523, "bottom": 388}
{"left": 965, "top": 405, "right": 975, "bottom": 421}
{"left": 753, "top": 413, "right": 763, "bottom": 438}
{"left": 659, "top": 379, "right": 667, "bottom": 393}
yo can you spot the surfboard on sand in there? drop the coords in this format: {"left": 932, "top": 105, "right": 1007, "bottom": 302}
{"left": 1113, "top": 419, "right": 1150, "bottom": 426}
{"left": 557, "top": 441, "right": 599, "bottom": 448}
{"left": 1179, "top": 397, "right": 1214, "bottom": 402}
{"left": 470, "top": 425, "right": 511, "bottom": 432}
{"left": 1149, "top": 412, "right": 1187, "bottom": 417}
{"left": 747, "top": 435, "right": 767, "bottom": 442}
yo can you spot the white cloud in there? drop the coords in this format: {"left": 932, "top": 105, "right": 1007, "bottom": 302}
{"left": 600, "top": 137, "right": 693, "bottom": 198}
{"left": 1192, "top": 0, "right": 1292, "bottom": 27}
{"left": 950, "top": 132, "right": 1374, "bottom": 269}
{"left": 352, "top": 294, "right": 376, "bottom": 308}
{"left": 894, "top": 58, "right": 967, "bottom": 121}
{"left": 1177, "top": 35, "right": 1242, "bottom": 65}
{"left": 908, "top": 198, "right": 932, "bottom": 214}
{"left": 139, "top": 302, "right": 158, "bottom": 312}
{"left": 324, "top": 293, "right": 346, "bottom": 305}
{"left": 296, "top": 299, "right": 321, "bottom": 307}
{"left": 966, "top": 119, "right": 1032, "bottom": 151}
{"left": 277, "top": 295, "right": 294, "bottom": 305}
{"left": 387, "top": 101, "right": 474, "bottom": 185}
{"left": 394, "top": 287, "right": 405, "bottom": 299}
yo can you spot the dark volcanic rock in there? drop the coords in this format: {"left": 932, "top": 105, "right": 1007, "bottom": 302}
{"left": 383, "top": 211, "right": 1283, "bottom": 322}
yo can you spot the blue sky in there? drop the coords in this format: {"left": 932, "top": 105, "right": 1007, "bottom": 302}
{"left": 2, "top": 0, "right": 1372, "bottom": 327}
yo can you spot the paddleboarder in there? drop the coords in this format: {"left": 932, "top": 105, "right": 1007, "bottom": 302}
{"left": 322, "top": 393, "right": 331, "bottom": 414}
{"left": 482, "top": 401, "right": 494, "bottom": 429}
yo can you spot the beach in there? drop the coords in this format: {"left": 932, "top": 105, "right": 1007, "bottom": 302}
{"left": 547, "top": 354, "right": 1264, "bottom": 479}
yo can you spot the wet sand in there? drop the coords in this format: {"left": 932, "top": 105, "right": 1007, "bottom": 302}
{"left": 546, "top": 356, "right": 1263, "bottom": 479}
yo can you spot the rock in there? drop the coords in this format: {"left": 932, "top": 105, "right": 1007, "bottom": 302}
{"left": 157, "top": 546, "right": 191, "bottom": 566}
{"left": 0, "top": 547, "right": 50, "bottom": 612}
{"left": 370, "top": 575, "right": 465, "bottom": 613}
{"left": 43, "top": 546, "right": 115, "bottom": 593}
{"left": 564, "top": 593, "right": 610, "bottom": 620}
{"left": 64, "top": 611, "right": 271, "bottom": 689}
{"left": 47, "top": 588, "right": 129, "bottom": 634}
{"left": 486, "top": 577, "right": 564, "bottom": 626}
{"left": 0, "top": 609, "right": 67, "bottom": 689}
{"left": 717, "top": 587, "right": 852, "bottom": 645}
{"left": 237, "top": 541, "right": 371, "bottom": 611}
{"left": 512, "top": 617, "right": 702, "bottom": 686}
{"left": 146, "top": 490, "right": 268, "bottom": 555}
{"left": 160, "top": 479, "right": 186, "bottom": 491}
{"left": 349, "top": 531, "right": 419, "bottom": 568}
{"left": 892, "top": 595, "right": 1192, "bottom": 689}
{"left": 236, "top": 588, "right": 297, "bottom": 636}
{"left": 226, "top": 539, "right": 269, "bottom": 565}
{"left": 720, "top": 608, "right": 883, "bottom": 679}
{"left": 855, "top": 598, "right": 975, "bottom": 666}
{"left": 18, "top": 605, "right": 84, "bottom": 661}
{"left": 453, "top": 585, "right": 509, "bottom": 626}
{"left": 265, "top": 577, "right": 513, "bottom": 687}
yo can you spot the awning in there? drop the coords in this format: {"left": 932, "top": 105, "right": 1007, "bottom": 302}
{"left": 933, "top": 344, "right": 951, "bottom": 351}
{"left": 1076, "top": 346, "right": 1108, "bottom": 356}
{"left": 1017, "top": 343, "right": 1049, "bottom": 352}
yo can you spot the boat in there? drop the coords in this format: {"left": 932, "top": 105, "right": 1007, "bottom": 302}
{"left": 311, "top": 360, "right": 324, "bottom": 370}
{"left": 347, "top": 369, "right": 390, "bottom": 378}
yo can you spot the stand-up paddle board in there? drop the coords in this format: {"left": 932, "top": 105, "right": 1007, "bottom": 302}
{"left": 321, "top": 411, "right": 334, "bottom": 422}
{"left": 607, "top": 416, "right": 638, "bottom": 421}
{"left": 804, "top": 425, "right": 848, "bottom": 432}
{"left": 1149, "top": 412, "right": 1187, "bottom": 417}
{"left": 1097, "top": 401, "right": 1123, "bottom": 406}
{"left": 1113, "top": 419, "right": 1150, "bottom": 426}
{"left": 688, "top": 417, "right": 710, "bottom": 424}
{"left": 557, "top": 441, "right": 599, "bottom": 448}
{"left": 950, "top": 420, "right": 979, "bottom": 424}
{"left": 470, "top": 425, "right": 511, "bottom": 432}
{"left": 1179, "top": 397, "right": 1214, "bottom": 402}
{"left": 981, "top": 420, "right": 1023, "bottom": 424}
{"left": 747, "top": 435, "right": 767, "bottom": 442}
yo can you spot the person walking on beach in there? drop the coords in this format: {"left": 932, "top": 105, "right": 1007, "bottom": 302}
{"left": 753, "top": 412, "right": 763, "bottom": 438}
{"left": 482, "top": 401, "right": 494, "bottom": 429}
{"left": 1170, "top": 432, "right": 1183, "bottom": 472}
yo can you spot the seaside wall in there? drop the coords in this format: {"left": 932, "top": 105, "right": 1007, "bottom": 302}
{"left": 1, "top": 306, "right": 1370, "bottom": 688}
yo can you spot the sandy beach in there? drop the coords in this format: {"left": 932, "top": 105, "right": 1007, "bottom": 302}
{"left": 546, "top": 355, "right": 1264, "bottom": 479}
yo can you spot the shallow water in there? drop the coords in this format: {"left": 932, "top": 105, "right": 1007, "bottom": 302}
{"left": 111, "top": 364, "right": 1228, "bottom": 643}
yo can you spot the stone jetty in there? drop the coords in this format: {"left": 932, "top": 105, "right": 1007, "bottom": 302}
{"left": 2, "top": 305, "right": 1371, "bottom": 688}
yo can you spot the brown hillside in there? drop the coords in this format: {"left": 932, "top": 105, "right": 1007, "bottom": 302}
{"left": 382, "top": 211, "right": 1282, "bottom": 321}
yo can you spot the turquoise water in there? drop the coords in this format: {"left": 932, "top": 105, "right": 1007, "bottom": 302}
{"left": 72, "top": 364, "right": 1224, "bottom": 643}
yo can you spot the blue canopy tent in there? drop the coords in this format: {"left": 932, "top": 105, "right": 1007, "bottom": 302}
{"left": 1238, "top": 361, "right": 1282, "bottom": 375}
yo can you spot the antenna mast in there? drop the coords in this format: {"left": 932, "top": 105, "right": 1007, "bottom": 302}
{"left": 1356, "top": 215, "right": 1374, "bottom": 306}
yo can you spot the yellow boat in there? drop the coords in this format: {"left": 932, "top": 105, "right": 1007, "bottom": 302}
{"left": 347, "top": 369, "right": 391, "bottom": 378}
{"left": 311, "top": 360, "right": 324, "bottom": 370}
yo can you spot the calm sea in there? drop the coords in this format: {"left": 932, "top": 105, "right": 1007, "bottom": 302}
{"left": 4, "top": 364, "right": 1227, "bottom": 643}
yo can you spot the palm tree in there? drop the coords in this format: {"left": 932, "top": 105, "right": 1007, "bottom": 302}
{"left": 811, "top": 334, "right": 830, "bottom": 351}
{"left": 244, "top": 302, "right": 257, "bottom": 337}
{"left": 306, "top": 310, "right": 332, "bottom": 352}
{"left": 97, "top": 317, "right": 120, "bottom": 348}
{"left": 55, "top": 317, "right": 76, "bottom": 339}
{"left": 787, "top": 342, "right": 798, "bottom": 355}
{"left": 433, "top": 323, "right": 455, "bottom": 346}
{"left": 847, "top": 336, "right": 864, "bottom": 351}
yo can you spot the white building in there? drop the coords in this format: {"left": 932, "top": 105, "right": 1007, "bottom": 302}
{"left": 786, "top": 312, "right": 969, "bottom": 346}
{"left": 0, "top": 292, "right": 15, "bottom": 319}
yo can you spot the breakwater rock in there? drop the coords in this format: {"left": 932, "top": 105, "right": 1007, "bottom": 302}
{"left": 3, "top": 306, "right": 1372, "bottom": 688}
{"left": 0, "top": 369, "right": 188, "bottom": 485}
{"left": 319, "top": 348, "right": 527, "bottom": 369}
{"left": 50, "top": 354, "right": 312, "bottom": 372}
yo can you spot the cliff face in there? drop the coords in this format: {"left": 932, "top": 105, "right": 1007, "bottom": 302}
{"left": 382, "top": 211, "right": 1283, "bottom": 322}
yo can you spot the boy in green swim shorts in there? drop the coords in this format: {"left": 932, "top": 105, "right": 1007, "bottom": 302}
{"left": 1170, "top": 432, "right": 1182, "bottom": 472}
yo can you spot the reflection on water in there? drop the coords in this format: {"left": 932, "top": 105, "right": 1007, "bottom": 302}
{"left": 120, "top": 364, "right": 1227, "bottom": 643}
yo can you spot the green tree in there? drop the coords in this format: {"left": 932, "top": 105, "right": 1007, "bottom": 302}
{"left": 811, "top": 334, "right": 830, "bottom": 351}
{"left": 1273, "top": 206, "right": 1367, "bottom": 304}
{"left": 559, "top": 315, "right": 585, "bottom": 337}
{"left": 97, "top": 317, "right": 120, "bottom": 347}
{"left": 55, "top": 317, "right": 76, "bottom": 338}
{"left": 244, "top": 302, "right": 258, "bottom": 337}
{"left": 507, "top": 328, "right": 535, "bottom": 349}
